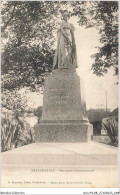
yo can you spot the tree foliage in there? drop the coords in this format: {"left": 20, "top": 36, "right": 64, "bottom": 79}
{"left": 72, "top": 1, "right": 118, "bottom": 76}
{"left": 2, "top": 1, "right": 63, "bottom": 90}
{"left": 2, "top": 89, "right": 27, "bottom": 111}
{"left": 1, "top": 1, "right": 118, "bottom": 93}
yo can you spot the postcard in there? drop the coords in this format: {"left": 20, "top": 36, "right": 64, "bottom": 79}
{"left": 1, "top": 0, "right": 119, "bottom": 193}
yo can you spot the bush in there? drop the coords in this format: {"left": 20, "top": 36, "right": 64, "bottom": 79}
{"left": 102, "top": 116, "right": 118, "bottom": 146}
{"left": 34, "top": 106, "right": 42, "bottom": 117}
{"left": 2, "top": 89, "right": 27, "bottom": 111}
{"left": 1, "top": 110, "right": 35, "bottom": 152}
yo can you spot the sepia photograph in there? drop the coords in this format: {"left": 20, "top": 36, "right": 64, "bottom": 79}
{"left": 1, "top": 0, "right": 119, "bottom": 192}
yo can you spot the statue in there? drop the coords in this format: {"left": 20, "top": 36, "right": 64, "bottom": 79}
{"left": 35, "top": 12, "right": 93, "bottom": 143}
{"left": 53, "top": 10, "right": 78, "bottom": 70}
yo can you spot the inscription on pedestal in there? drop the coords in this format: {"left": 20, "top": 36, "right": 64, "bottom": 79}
{"left": 35, "top": 69, "right": 93, "bottom": 142}
{"left": 41, "top": 70, "right": 88, "bottom": 121}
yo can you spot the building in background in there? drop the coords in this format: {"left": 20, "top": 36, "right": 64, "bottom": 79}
{"left": 87, "top": 108, "right": 110, "bottom": 135}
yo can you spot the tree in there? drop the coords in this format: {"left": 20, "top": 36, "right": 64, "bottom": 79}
{"left": 1, "top": 1, "right": 63, "bottom": 91}
{"left": 72, "top": 1, "right": 118, "bottom": 76}
{"left": 1, "top": 1, "right": 118, "bottom": 93}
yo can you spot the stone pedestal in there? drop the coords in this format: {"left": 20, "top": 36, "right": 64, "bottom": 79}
{"left": 35, "top": 121, "right": 93, "bottom": 142}
{"left": 35, "top": 69, "right": 93, "bottom": 142}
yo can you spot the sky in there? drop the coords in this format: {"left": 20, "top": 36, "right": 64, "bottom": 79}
{"left": 20, "top": 16, "right": 118, "bottom": 112}
{"left": 72, "top": 17, "right": 118, "bottom": 111}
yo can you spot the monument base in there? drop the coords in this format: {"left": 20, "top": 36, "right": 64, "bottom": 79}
{"left": 35, "top": 121, "right": 93, "bottom": 142}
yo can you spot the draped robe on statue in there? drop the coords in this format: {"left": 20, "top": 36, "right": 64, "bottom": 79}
{"left": 53, "top": 21, "right": 78, "bottom": 70}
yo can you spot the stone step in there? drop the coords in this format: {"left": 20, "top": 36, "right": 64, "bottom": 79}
{"left": 2, "top": 142, "right": 118, "bottom": 166}
{"left": 1, "top": 142, "right": 118, "bottom": 188}
{"left": 2, "top": 153, "right": 117, "bottom": 166}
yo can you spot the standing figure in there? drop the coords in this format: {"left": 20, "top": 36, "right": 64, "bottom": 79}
{"left": 53, "top": 10, "right": 78, "bottom": 70}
